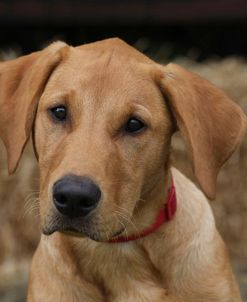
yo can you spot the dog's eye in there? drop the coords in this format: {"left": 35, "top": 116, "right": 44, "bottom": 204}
{"left": 49, "top": 106, "right": 67, "bottom": 122}
{"left": 125, "top": 118, "right": 146, "bottom": 134}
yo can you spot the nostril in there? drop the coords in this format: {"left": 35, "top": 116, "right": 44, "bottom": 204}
{"left": 53, "top": 193, "right": 72, "bottom": 218}
{"left": 79, "top": 197, "right": 95, "bottom": 209}
{"left": 54, "top": 193, "right": 67, "bottom": 206}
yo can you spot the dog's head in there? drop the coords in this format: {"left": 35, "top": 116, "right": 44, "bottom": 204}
{"left": 0, "top": 38, "right": 246, "bottom": 241}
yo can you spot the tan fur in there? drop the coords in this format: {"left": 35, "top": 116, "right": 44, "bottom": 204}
{"left": 0, "top": 38, "right": 246, "bottom": 301}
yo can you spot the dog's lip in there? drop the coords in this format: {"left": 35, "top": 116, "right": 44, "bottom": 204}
{"left": 111, "top": 227, "right": 125, "bottom": 238}
{"left": 43, "top": 226, "right": 126, "bottom": 242}
{"left": 42, "top": 225, "right": 83, "bottom": 236}
{"left": 61, "top": 229, "right": 86, "bottom": 238}
{"left": 42, "top": 227, "right": 56, "bottom": 236}
{"left": 42, "top": 220, "right": 126, "bottom": 241}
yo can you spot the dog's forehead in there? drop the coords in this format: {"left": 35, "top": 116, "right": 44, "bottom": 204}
{"left": 57, "top": 38, "right": 154, "bottom": 79}
{"left": 61, "top": 38, "right": 154, "bottom": 79}
{"left": 44, "top": 38, "right": 159, "bottom": 105}
{"left": 74, "top": 38, "right": 153, "bottom": 64}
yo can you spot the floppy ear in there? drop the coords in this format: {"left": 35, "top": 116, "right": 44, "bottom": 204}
{"left": 0, "top": 41, "right": 68, "bottom": 174}
{"left": 157, "top": 63, "right": 247, "bottom": 199}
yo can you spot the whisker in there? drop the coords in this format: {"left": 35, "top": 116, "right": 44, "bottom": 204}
{"left": 114, "top": 205, "right": 139, "bottom": 234}
{"left": 115, "top": 204, "right": 150, "bottom": 230}
{"left": 112, "top": 211, "right": 127, "bottom": 236}
{"left": 138, "top": 198, "right": 147, "bottom": 203}
{"left": 98, "top": 213, "right": 111, "bottom": 241}
{"left": 22, "top": 193, "right": 40, "bottom": 220}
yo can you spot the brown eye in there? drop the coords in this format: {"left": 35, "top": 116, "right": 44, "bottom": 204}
{"left": 49, "top": 106, "right": 67, "bottom": 122}
{"left": 125, "top": 118, "right": 146, "bottom": 134}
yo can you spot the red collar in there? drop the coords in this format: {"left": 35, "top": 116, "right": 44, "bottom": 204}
{"left": 108, "top": 178, "right": 177, "bottom": 243}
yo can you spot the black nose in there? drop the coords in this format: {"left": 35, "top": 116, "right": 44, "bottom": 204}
{"left": 53, "top": 175, "right": 101, "bottom": 218}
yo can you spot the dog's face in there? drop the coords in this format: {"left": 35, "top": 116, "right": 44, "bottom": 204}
{"left": 34, "top": 45, "right": 173, "bottom": 240}
{"left": 0, "top": 38, "right": 246, "bottom": 241}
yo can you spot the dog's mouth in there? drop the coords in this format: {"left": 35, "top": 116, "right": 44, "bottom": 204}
{"left": 43, "top": 223, "right": 96, "bottom": 239}
{"left": 43, "top": 224, "right": 82, "bottom": 236}
{"left": 111, "top": 228, "right": 125, "bottom": 238}
{"left": 42, "top": 217, "right": 125, "bottom": 242}
{"left": 60, "top": 227, "right": 86, "bottom": 238}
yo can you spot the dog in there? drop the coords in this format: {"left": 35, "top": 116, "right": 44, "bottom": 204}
{"left": 0, "top": 38, "right": 246, "bottom": 301}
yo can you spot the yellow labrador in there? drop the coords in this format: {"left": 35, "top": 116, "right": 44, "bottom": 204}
{"left": 0, "top": 38, "right": 246, "bottom": 302}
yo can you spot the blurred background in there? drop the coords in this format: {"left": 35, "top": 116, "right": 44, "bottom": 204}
{"left": 0, "top": 0, "right": 247, "bottom": 301}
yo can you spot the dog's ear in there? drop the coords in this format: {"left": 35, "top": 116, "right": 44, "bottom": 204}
{"left": 0, "top": 41, "right": 68, "bottom": 174}
{"left": 156, "top": 63, "right": 247, "bottom": 199}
